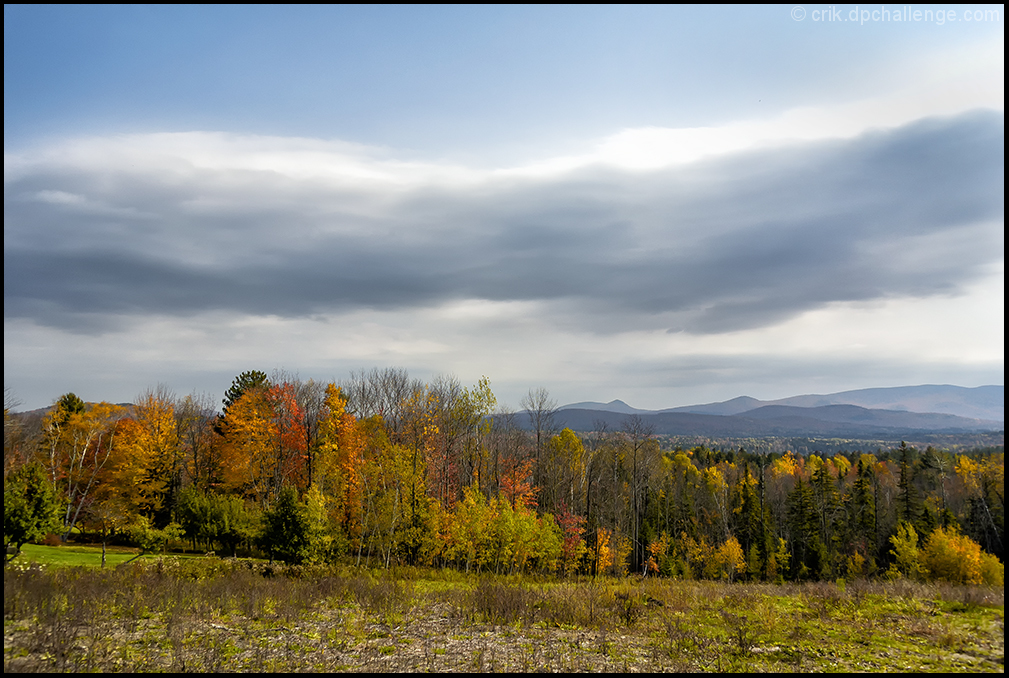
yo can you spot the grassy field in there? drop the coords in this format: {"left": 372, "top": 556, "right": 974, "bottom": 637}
{"left": 11, "top": 543, "right": 211, "bottom": 568}
{"left": 3, "top": 548, "right": 1004, "bottom": 672}
{"left": 13, "top": 543, "right": 148, "bottom": 568}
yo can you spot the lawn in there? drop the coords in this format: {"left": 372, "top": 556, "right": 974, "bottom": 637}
{"left": 11, "top": 543, "right": 145, "bottom": 568}
{"left": 9, "top": 543, "right": 215, "bottom": 568}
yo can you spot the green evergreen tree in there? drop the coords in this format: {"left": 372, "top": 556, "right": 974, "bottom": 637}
{"left": 55, "top": 392, "right": 86, "bottom": 421}
{"left": 733, "top": 464, "right": 766, "bottom": 579}
{"left": 845, "top": 459, "right": 877, "bottom": 570}
{"left": 897, "top": 442, "right": 921, "bottom": 528}
{"left": 258, "top": 485, "right": 311, "bottom": 563}
{"left": 755, "top": 462, "right": 774, "bottom": 580}
{"left": 222, "top": 370, "right": 269, "bottom": 415}
{"left": 787, "top": 477, "right": 826, "bottom": 580}
{"left": 4, "top": 462, "right": 62, "bottom": 557}
{"left": 811, "top": 463, "right": 843, "bottom": 577}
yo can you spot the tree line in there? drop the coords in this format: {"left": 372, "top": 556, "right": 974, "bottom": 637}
{"left": 3, "top": 371, "right": 1004, "bottom": 584}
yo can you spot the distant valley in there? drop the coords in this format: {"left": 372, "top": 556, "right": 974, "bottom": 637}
{"left": 545, "top": 384, "right": 1003, "bottom": 438}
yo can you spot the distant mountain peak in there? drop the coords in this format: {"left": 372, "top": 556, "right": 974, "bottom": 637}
{"left": 558, "top": 399, "right": 646, "bottom": 414}
{"left": 556, "top": 385, "right": 1002, "bottom": 422}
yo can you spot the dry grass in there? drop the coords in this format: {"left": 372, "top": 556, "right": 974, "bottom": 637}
{"left": 4, "top": 558, "right": 1004, "bottom": 672}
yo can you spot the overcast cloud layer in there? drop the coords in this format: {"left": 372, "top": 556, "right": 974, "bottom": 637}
{"left": 3, "top": 6, "right": 1004, "bottom": 411}
{"left": 5, "top": 110, "right": 1004, "bottom": 336}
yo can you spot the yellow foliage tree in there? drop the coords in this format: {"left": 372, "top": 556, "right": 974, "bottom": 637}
{"left": 41, "top": 397, "right": 126, "bottom": 538}
{"left": 316, "top": 384, "right": 365, "bottom": 547}
{"left": 888, "top": 521, "right": 924, "bottom": 580}
{"left": 446, "top": 483, "right": 497, "bottom": 572}
{"left": 832, "top": 453, "right": 851, "bottom": 478}
{"left": 921, "top": 525, "right": 1001, "bottom": 585}
{"left": 710, "top": 535, "right": 747, "bottom": 582}
{"left": 769, "top": 452, "right": 799, "bottom": 480}
{"left": 593, "top": 527, "right": 614, "bottom": 577}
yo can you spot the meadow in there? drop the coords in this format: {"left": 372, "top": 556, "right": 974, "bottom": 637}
{"left": 4, "top": 546, "right": 1004, "bottom": 672}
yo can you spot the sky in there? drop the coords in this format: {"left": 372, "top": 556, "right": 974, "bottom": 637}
{"left": 4, "top": 5, "right": 1005, "bottom": 413}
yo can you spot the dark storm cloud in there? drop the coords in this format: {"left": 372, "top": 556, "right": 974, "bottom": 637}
{"left": 4, "top": 110, "right": 1003, "bottom": 334}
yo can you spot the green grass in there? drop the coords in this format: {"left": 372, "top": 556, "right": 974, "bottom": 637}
{"left": 9, "top": 543, "right": 213, "bottom": 568}
{"left": 11, "top": 543, "right": 148, "bottom": 567}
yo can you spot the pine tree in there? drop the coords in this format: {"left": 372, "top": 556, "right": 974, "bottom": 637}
{"left": 258, "top": 485, "right": 311, "bottom": 564}
{"left": 787, "top": 477, "right": 826, "bottom": 580}
{"left": 845, "top": 459, "right": 877, "bottom": 571}
{"left": 811, "top": 462, "right": 842, "bottom": 577}
{"left": 897, "top": 441, "right": 920, "bottom": 528}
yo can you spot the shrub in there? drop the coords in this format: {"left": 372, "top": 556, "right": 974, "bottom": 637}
{"left": 41, "top": 533, "right": 63, "bottom": 547}
{"left": 978, "top": 551, "right": 1004, "bottom": 586}
{"left": 129, "top": 516, "right": 184, "bottom": 554}
{"left": 921, "top": 525, "right": 999, "bottom": 585}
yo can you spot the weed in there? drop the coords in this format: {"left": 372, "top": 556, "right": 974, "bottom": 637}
{"left": 719, "top": 608, "right": 761, "bottom": 655}
{"left": 348, "top": 575, "right": 414, "bottom": 617}
{"left": 472, "top": 578, "right": 537, "bottom": 624}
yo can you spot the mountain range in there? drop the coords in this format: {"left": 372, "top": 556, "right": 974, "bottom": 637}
{"left": 546, "top": 384, "right": 1003, "bottom": 438}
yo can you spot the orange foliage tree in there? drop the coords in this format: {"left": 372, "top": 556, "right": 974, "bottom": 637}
{"left": 115, "top": 387, "right": 184, "bottom": 524}
{"left": 316, "top": 384, "right": 365, "bottom": 548}
{"left": 217, "top": 387, "right": 277, "bottom": 505}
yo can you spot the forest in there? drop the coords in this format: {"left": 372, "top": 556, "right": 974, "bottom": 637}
{"left": 4, "top": 368, "right": 1004, "bottom": 585}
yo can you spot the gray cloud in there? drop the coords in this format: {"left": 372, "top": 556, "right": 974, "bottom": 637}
{"left": 4, "top": 110, "right": 1003, "bottom": 335}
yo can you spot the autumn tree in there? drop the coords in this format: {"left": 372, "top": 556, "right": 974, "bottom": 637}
{"left": 357, "top": 437, "right": 418, "bottom": 567}
{"left": 555, "top": 503, "right": 588, "bottom": 574}
{"left": 542, "top": 428, "right": 588, "bottom": 516}
{"left": 888, "top": 521, "right": 924, "bottom": 580}
{"left": 41, "top": 395, "right": 125, "bottom": 539}
{"left": 920, "top": 525, "right": 995, "bottom": 584}
{"left": 217, "top": 387, "right": 277, "bottom": 505}
{"left": 443, "top": 483, "right": 497, "bottom": 572}
{"left": 490, "top": 408, "right": 537, "bottom": 509}
{"left": 265, "top": 381, "right": 309, "bottom": 492}
{"left": 711, "top": 535, "right": 747, "bottom": 582}
{"left": 394, "top": 385, "right": 443, "bottom": 562}
{"left": 955, "top": 453, "right": 1004, "bottom": 555}
{"left": 114, "top": 386, "right": 184, "bottom": 526}
{"left": 456, "top": 376, "right": 497, "bottom": 494}
{"left": 425, "top": 375, "right": 465, "bottom": 507}
{"left": 314, "top": 384, "right": 373, "bottom": 561}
